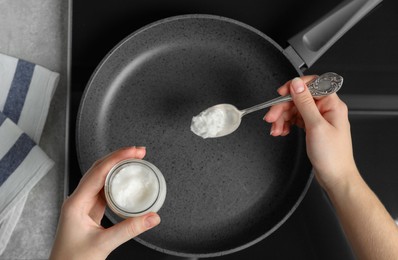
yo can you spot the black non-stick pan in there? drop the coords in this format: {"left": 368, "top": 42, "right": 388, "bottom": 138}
{"left": 76, "top": 1, "right": 381, "bottom": 257}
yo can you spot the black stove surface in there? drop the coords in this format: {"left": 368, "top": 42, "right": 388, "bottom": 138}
{"left": 70, "top": 1, "right": 398, "bottom": 259}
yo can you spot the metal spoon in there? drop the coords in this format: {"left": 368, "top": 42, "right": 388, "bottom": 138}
{"left": 191, "top": 72, "right": 343, "bottom": 138}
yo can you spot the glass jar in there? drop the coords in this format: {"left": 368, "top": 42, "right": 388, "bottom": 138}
{"left": 104, "top": 159, "right": 166, "bottom": 218}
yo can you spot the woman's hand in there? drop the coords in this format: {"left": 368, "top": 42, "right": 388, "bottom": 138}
{"left": 50, "top": 147, "right": 160, "bottom": 260}
{"left": 264, "top": 77, "right": 357, "bottom": 191}
{"left": 264, "top": 77, "right": 398, "bottom": 260}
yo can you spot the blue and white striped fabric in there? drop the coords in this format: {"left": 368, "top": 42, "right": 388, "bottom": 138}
{"left": 0, "top": 53, "right": 59, "bottom": 142}
{"left": 0, "top": 53, "right": 59, "bottom": 253}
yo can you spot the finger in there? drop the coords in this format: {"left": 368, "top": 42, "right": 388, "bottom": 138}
{"left": 101, "top": 213, "right": 161, "bottom": 253}
{"left": 270, "top": 116, "right": 285, "bottom": 136}
{"left": 83, "top": 146, "right": 147, "bottom": 179}
{"left": 264, "top": 102, "right": 293, "bottom": 123}
{"left": 272, "top": 111, "right": 294, "bottom": 136}
{"left": 280, "top": 122, "right": 291, "bottom": 136}
{"left": 80, "top": 148, "right": 133, "bottom": 184}
{"left": 264, "top": 75, "right": 317, "bottom": 123}
{"left": 276, "top": 84, "right": 290, "bottom": 96}
{"left": 277, "top": 75, "right": 318, "bottom": 94}
{"left": 73, "top": 147, "right": 147, "bottom": 201}
{"left": 83, "top": 147, "right": 132, "bottom": 174}
{"left": 289, "top": 77, "right": 325, "bottom": 129}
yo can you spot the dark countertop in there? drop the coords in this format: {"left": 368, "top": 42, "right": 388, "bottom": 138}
{"left": 0, "top": 0, "right": 396, "bottom": 258}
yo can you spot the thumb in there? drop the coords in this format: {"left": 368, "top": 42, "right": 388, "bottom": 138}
{"left": 290, "top": 77, "right": 324, "bottom": 128}
{"left": 102, "top": 213, "right": 160, "bottom": 253}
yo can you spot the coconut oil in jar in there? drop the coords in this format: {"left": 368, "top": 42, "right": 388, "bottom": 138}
{"left": 105, "top": 159, "right": 166, "bottom": 218}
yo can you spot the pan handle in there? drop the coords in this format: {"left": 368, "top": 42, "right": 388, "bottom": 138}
{"left": 285, "top": 0, "right": 382, "bottom": 70}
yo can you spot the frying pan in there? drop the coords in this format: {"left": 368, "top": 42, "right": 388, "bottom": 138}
{"left": 76, "top": 0, "right": 381, "bottom": 257}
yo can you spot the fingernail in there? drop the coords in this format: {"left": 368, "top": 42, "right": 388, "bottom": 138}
{"left": 145, "top": 215, "right": 160, "bottom": 229}
{"left": 133, "top": 146, "right": 146, "bottom": 157}
{"left": 291, "top": 77, "right": 305, "bottom": 94}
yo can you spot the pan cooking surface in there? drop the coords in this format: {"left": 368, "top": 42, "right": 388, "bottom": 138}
{"left": 77, "top": 15, "right": 312, "bottom": 256}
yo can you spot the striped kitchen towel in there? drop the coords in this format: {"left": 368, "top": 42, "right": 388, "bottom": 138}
{"left": 0, "top": 113, "right": 54, "bottom": 252}
{"left": 0, "top": 53, "right": 59, "bottom": 142}
{"left": 0, "top": 53, "right": 59, "bottom": 254}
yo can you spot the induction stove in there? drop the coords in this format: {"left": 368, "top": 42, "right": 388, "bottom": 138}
{"left": 69, "top": 1, "right": 398, "bottom": 259}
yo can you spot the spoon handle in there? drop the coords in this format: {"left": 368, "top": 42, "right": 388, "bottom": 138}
{"left": 241, "top": 95, "right": 293, "bottom": 116}
{"left": 241, "top": 72, "right": 343, "bottom": 116}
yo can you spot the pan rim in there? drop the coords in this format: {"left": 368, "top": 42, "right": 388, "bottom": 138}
{"left": 76, "top": 14, "right": 312, "bottom": 258}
